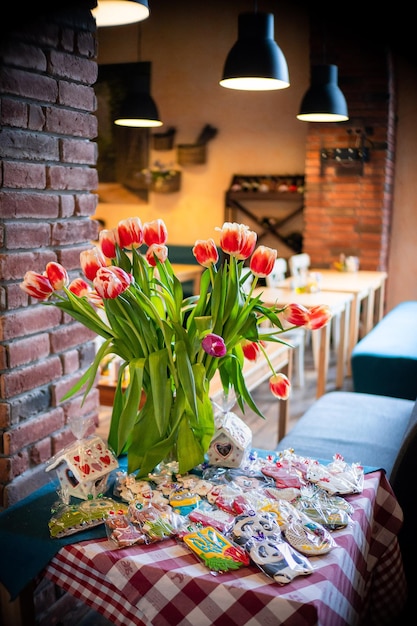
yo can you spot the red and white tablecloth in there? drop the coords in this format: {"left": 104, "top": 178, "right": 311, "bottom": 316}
{"left": 45, "top": 471, "right": 407, "bottom": 626}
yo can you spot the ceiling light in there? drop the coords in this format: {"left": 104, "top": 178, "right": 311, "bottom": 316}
{"left": 114, "top": 92, "right": 162, "bottom": 127}
{"left": 220, "top": 12, "right": 289, "bottom": 91}
{"left": 111, "top": 61, "right": 162, "bottom": 128}
{"left": 93, "top": 0, "right": 149, "bottom": 28}
{"left": 297, "top": 64, "right": 349, "bottom": 122}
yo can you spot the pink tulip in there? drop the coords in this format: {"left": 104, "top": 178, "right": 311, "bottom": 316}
{"left": 93, "top": 267, "right": 130, "bottom": 299}
{"left": 145, "top": 244, "right": 168, "bottom": 267}
{"left": 99, "top": 229, "right": 118, "bottom": 259}
{"left": 143, "top": 219, "right": 168, "bottom": 246}
{"left": 249, "top": 246, "right": 277, "bottom": 277}
{"left": 307, "top": 305, "right": 332, "bottom": 330}
{"left": 217, "top": 222, "right": 257, "bottom": 260}
{"left": 202, "top": 333, "right": 227, "bottom": 357}
{"left": 80, "top": 247, "right": 108, "bottom": 281}
{"left": 281, "top": 303, "right": 310, "bottom": 327}
{"left": 116, "top": 217, "right": 143, "bottom": 250}
{"left": 20, "top": 271, "right": 53, "bottom": 300}
{"left": 192, "top": 238, "right": 219, "bottom": 267}
{"left": 269, "top": 373, "right": 291, "bottom": 400}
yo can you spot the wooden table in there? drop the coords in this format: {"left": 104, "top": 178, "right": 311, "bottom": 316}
{"left": 171, "top": 263, "right": 203, "bottom": 294}
{"left": 280, "top": 270, "right": 388, "bottom": 372}
{"left": 253, "top": 286, "right": 353, "bottom": 398}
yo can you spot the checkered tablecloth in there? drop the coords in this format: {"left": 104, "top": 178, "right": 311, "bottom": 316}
{"left": 45, "top": 471, "right": 407, "bottom": 626}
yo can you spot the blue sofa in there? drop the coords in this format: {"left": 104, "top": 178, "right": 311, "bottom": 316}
{"left": 351, "top": 301, "right": 417, "bottom": 400}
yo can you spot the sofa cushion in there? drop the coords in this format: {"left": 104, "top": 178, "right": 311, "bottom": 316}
{"left": 351, "top": 301, "right": 417, "bottom": 400}
{"left": 276, "top": 391, "right": 415, "bottom": 477}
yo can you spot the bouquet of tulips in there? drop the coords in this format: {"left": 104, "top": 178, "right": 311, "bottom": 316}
{"left": 20, "top": 218, "right": 331, "bottom": 477}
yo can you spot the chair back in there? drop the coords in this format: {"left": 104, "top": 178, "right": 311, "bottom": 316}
{"left": 266, "top": 258, "right": 288, "bottom": 287}
{"left": 289, "top": 253, "right": 311, "bottom": 277}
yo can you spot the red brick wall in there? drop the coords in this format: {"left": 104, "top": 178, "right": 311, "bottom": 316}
{"left": 0, "top": 3, "right": 99, "bottom": 509}
{"left": 302, "top": 15, "right": 396, "bottom": 272}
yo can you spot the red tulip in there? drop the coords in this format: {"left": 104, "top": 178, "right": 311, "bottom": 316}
{"left": 45, "top": 262, "right": 69, "bottom": 290}
{"left": 99, "top": 228, "right": 118, "bottom": 259}
{"left": 116, "top": 217, "right": 143, "bottom": 250}
{"left": 241, "top": 340, "right": 262, "bottom": 361}
{"left": 217, "top": 222, "right": 257, "bottom": 260}
{"left": 20, "top": 271, "right": 53, "bottom": 300}
{"left": 145, "top": 244, "right": 168, "bottom": 267}
{"left": 307, "top": 304, "right": 332, "bottom": 330}
{"left": 68, "top": 277, "right": 91, "bottom": 297}
{"left": 80, "top": 247, "right": 108, "bottom": 281}
{"left": 93, "top": 267, "right": 131, "bottom": 299}
{"left": 192, "top": 238, "right": 219, "bottom": 267}
{"left": 202, "top": 333, "right": 227, "bottom": 357}
{"left": 143, "top": 219, "right": 168, "bottom": 246}
{"left": 249, "top": 246, "right": 277, "bottom": 277}
{"left": 269, "top": 373, "right": 291, "bottom": 400}
{"left": 281, "top": 303, "right": 310, "bottom": 327}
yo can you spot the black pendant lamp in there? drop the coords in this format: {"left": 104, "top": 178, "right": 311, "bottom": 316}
{"left": 220, "top": 11, "right": 289, "bottom": 91}
{"left": 297, "top": 64, "right": 349, "bottom": 122}
{"left": 113, "top": 62, "right": 163, "bottom": 128}
{"left": 93, "top": 0, "right": 150, "bottom": 27}
{"left": 114, "top": 93, "right": 162, "bottom": 128}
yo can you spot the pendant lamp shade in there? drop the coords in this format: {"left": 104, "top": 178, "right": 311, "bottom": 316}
{"left": 297, "top": 64, "right": 349, "bottom": 122}
{"left": 220, "top": 12, "right": 289, "bottom": 91}
{"left": 114, "top": 92, "right": 162, "bottom": 127}
{"left": 93, "top": 0, "right": 149, "bottom": 27}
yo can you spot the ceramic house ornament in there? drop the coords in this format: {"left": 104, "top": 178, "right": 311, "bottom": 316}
{"left": 208, "top": 411, "right": 252, "bottom": 468}
{"left": 45, "top": 436, "right": 118, "bottom": 500}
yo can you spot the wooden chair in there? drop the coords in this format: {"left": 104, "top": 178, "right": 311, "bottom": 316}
{"left": 265, "top": 258, "right": 306, "bottom": 388}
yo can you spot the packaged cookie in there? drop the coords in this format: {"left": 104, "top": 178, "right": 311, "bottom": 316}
{"left": 247, "top": 535, "right": 314, "bottom": 584}
{"left": 182, "top": 525, "right": 250, "bottom": 573}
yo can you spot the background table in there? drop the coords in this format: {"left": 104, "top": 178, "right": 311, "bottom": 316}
{"left": 280, "top": 270, "right": 388, "bottom": 372}
{"left": 44, "top": 471, "right": 407, "bottom": 626}
{"left": 253, "top": 286, "right": 353, "bottom": 398}
{"left": 171, "top": 263, "right": 203, "bottom": 295}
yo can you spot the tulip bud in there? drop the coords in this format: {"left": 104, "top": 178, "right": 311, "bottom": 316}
{"left": 241, "top": 340, "right": 262, "bottom": 362}
{"left": 217, "top": 222, "right": 257, "bottom": 259}
{"left": 307, "top": 305, "right": 332, "bottom": 330}
{"left": 192, "top": 238, "right": 219, "bottom": 267}
{"left": 143, "top": 219, "right": 168, "bottom": 246}
{"left": 116, "top": 217, "right": 143, "bottom": 250}
{"left": 45, "top": 262, "right": 69, "bottom": 290}
{"left": 20, "top": 271, "right": 53, "bottom": 300}
{"left": 269, "top": 373, "right": 291, "bottom": 400}
{"left": 99, "top": 229, "right": 118, "bottom": 259}
{"left": 93, "top": 267, "right": 129, "bottom": 299}
{"left": 281, "top": 303, "right": 310, "bottom": 327}
{"left": 68, "top": 278, "right": 91, "bottom": 297}
{"left": 202, "top": 333, "right": 227, "bottom": 357}
{"left": 80, "top": 247, "right": 108, "bottom": 281}
{"left": 145, "top": 244, "right": 168, "bottom": 267}
{"left": 250, "top": 246, "right": 277, "bottom": 278}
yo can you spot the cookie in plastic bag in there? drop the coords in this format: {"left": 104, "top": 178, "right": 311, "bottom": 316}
{"left": 247, "top": 535, "right": 314, "bottom": 584}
